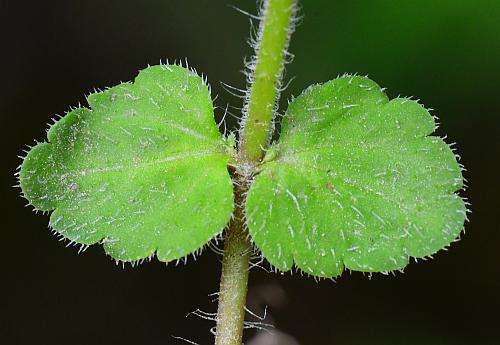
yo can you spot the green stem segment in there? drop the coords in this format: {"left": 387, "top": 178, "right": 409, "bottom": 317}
{"left": 214, "top": 181, "right": 251, "bottom": 345}
{"left": 215, "top": 0, "right": 296, "bottom": 345}
{"left": 215, "top": 1, "right": 296, "bottom": 344}
{"left": 239, "top": 0, "right": 296, "bottom": 163}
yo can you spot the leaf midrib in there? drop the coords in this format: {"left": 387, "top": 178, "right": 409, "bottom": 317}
{"left": 60, "top": 150, "right": 226, "bottom": 179}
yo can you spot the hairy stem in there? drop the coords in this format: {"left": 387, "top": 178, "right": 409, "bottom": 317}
{"left": 238, "top": 0, "right": 296, "bottom": 163}
{"left": 214, "top": 181, "right": 251, "bottom": 345}
{"left": 214, "top": 1, "right": 296, "bottom": 344}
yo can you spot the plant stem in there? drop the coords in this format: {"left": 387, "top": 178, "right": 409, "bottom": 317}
{"left": 214, "top": 180, "right": 251, "bottom": 345}
{"left": 215, "top": 1, "right": 296, "bottom": 344}
{"left": 238, "top": 0, "right": 296, "bottom": 163}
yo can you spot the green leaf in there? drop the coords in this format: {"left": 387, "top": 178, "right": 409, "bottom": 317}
{"left": 20, "top": 65, "right": 235, "bottom": 263}
{"left": 246, "top": 76, "right": 466, "bottom": 277}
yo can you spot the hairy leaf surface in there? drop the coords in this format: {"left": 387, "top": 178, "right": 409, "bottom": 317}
{"left": 20, "top": 65, "right": 235, "bottom": 262}
{"left": 246, "top": 76, "right": 465, "bottom": 277}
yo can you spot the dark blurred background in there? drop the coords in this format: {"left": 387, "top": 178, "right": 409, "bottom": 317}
{"left": 2, "top": 0, "right": 499, "bottom": 344}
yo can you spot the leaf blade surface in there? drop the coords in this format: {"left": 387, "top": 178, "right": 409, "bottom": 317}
{"left": 246, "top": 76, "right": 465, "bottom": 277}
{"left": 20, "top": 65, "right": 234, "bottom": 262}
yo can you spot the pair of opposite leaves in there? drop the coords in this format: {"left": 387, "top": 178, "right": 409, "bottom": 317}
{"left": 20, "top": 65, "right": 465, "bottom": 278}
